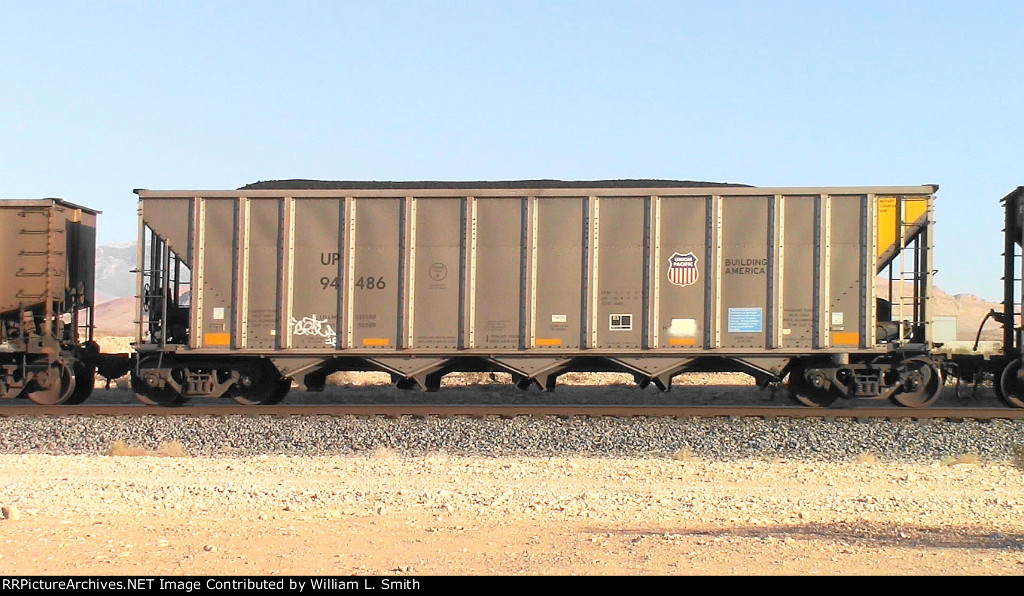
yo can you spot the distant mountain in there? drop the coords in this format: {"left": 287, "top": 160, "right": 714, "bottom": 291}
{"left": 941, "top": 290, "right": 1003, "bottom": 341}
{"left": 878, "top": 281, "right": 1003, "bottom": 342}
{"left": 95, "top": 241, "right": 136, "bottom": 300}
{"left": 94, "top": 296, "right": 136, "bottom": 336}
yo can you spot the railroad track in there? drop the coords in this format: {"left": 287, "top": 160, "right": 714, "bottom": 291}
{"left": 0, "top": 403, "right": 1021, "bottom": 420}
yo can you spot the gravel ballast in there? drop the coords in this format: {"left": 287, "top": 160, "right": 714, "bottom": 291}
{"left": 0, "top": 414, "right": 1021, "bottom": 462}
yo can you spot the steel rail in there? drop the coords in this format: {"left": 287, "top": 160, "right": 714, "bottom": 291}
{"left": 0, "top": 404, "right": 1021, "bottom": 420}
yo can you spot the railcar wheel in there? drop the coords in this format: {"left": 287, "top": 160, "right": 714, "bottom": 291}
{"left": 27, "top": 362, "right": 76, "bottom": 405}
{"left": 788, "top": 365, "right": 838, "bottom": 407}
{"left": 231, "top": 373, "right": 291, "bottom": 405}
{"left": 63, "top": 362, "right": 96, "bottom": 405}
{"left": 269, "top": 378, "right": 292, "bottom": 403}
{"left": 997, "top": 358, "right": 1024, "bottom": 408}
{"left": 891, "top": 357, "right": 943, "bottom": 408}
{"left": 131, "top": 363, "right": 188, "bottom": 407}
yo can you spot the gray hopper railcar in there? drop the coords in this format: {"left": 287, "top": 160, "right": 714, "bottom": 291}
{"left": 130, "top": 181, "right": 942, "bottom": 407}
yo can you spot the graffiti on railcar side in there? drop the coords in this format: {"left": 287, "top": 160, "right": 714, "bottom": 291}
{"left": 290, "top": 313, "right": 337, "bottom": 346}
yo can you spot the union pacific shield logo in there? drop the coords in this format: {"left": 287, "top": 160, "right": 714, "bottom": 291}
{"left": 668, "top": 252, "right": 699, "bottom": 287}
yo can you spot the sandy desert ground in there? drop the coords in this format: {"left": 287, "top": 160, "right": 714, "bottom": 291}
{"left": 1, "top": 452, "right": 1023, "bottom": 576}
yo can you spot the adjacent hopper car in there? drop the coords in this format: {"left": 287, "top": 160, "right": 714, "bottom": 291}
{"left": 0, "top": 199, "right": 128, "bottom": 404}
{"left": 3, "top": 181, "right": 1023, "bottom": 407}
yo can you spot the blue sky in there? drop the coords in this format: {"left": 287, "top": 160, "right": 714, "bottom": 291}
{"left": 2, "top": 1, "right": 1021, "bottom": 300}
